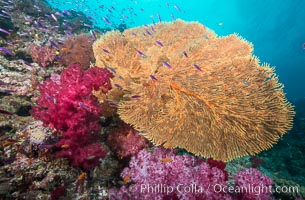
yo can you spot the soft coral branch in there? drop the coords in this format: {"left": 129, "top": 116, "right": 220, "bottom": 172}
{"left": 31, "top": 63, "right": 113, "bottom": 170}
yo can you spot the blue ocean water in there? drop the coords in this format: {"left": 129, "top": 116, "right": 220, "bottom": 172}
{"left": 47, "top": 0, "right": 305, "bottom": 101}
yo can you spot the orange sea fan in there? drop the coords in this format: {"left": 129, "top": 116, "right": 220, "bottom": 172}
{"left": 93, "top": 20, "right": 295, "bottom": 161}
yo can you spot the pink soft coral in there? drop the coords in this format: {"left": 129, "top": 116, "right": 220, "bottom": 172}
{"left": 234, "top": 168, "right": 273, "bottom": 200}
{"left": 29, "top": 43, "right": 55, "bottom": 67}
{"left": 107, "top": 122, "right": 147, "bottom": 158}
{"left": 109, "top": 147, "right": 232, "bottom": 200}
{"left": 31, "top": 64, "right": 113, "bottom": 170}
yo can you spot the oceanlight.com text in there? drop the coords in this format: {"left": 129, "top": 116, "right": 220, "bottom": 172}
{"left": 140, "top": 183, "right": 300, "bottom": 196}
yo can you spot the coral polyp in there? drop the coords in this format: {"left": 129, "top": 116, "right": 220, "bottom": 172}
{"left": 93, "top": 20, "right": 295, "bottom": 161}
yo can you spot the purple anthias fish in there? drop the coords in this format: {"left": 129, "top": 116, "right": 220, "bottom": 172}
{"left": 49, "top": 40, "right": 59, "bottom": 48}
{"left": 34, "top": 20, "right": 45, "bottom": 28}
{"left": 51, "top": 13, "right": 58, "bottom": 22}
{"left": 23, "top": 61, "right": 33, "bottom": 67}
{"left": 162, "top": 61, "right": 172, "bottom": 68}
{"left": 79, "top": 102, "right": 90, "bottom": 110}
{"left": 62, "top": 10, "right": 71, "bottom": 16}
{"left": 174, "top": 5, "right": 181, "bottom": 12}
{"left": 83, "top": 23, "right": 92, "bottom": 28}
{"left": 103, "top": 17, "right": 111, "bottom": 25}
{"left": 171, "top": 14, "right": 175, "bottom": 21}
{"left": 102, "top": 48, "right": 110, "bottom": 53}
{"left": 1, "top": 10, "right": 11, "bottom": 16}
{"left": 0, "top": 47, "right": 12, "bottom": 55}
{"left": 45, "top": 96, "right": 57, "bottom": 104}
{"left": 193, "top": 64, "right": 202, "bottom": 71}
{"left": 108, "top": 67, "right": 116, "bottom": 73}
{"left": 1, "top": 89, "right": 14, "bottom": 93}
{"left": 157, "top": 13, "right": 162, "bottom": 23}
{"left": 54, "top": 12, "right": 64, "bottom": 17}
{"left": 0, "top": 28, "right": 10, "bottom": 35}
{"left": 114, "top": 84, "right": 122, "bottom": 89}
{"left": 90, "top": 30, "right": 97, "bottom": 40}
{"left": 156, "top": 41, "right": 163, "bottom": 47}
{"left": 131, "top": 95, "right": 141, "bottom": 98}
{"left": 39, "top": 144, "right": 54, "bottom": 150}
{"left": 64, "top": 30, "right": 72, "bottom": 36}
{"left": 108, "top": 102, "right": 118, "bottom": 107}
{"left": 183, "top": 51, "right": 188, "bottom": 57}
{"left": 150, "top": 75, "right": 158, "bottom": 80}
{"left": 136, "top": 50, "right": 147, "bottom": 58}
{"left": 145, "top": 29, "right": 152, "bottom": 36}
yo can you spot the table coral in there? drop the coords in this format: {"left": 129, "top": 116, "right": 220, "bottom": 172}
{"left": 93, "top": 19, "right": 295, "bottom": 161}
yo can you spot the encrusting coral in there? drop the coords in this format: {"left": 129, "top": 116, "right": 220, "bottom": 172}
{"left": 93, "top": 19, "right": 295, "bottom": 161}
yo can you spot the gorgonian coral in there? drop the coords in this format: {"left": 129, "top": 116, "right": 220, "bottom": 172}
{"left": 30, "top": 64, "right": 113, "bottom": 170}
{"left": 109, "top": 147, "right": 232, "bottom": 200}
{"left": 93, "top": 19, "right": 295, "bottom": 161}
{"left": 59, "top": 34, "right": 95, "bottom": 69}
{"left": 29, "top": 43, "right": 55, "bottom": 67}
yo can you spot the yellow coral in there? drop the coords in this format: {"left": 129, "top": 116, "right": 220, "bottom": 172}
{"left": 93, "top": 20, "right": 295, "bottom": 161}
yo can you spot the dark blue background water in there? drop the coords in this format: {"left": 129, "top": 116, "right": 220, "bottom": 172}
{"left": 48, "top": 0, "right": 305, "bottom": 101}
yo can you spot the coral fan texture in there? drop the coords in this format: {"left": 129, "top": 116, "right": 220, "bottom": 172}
{"left": 93, "top": 19, "right": 295, "bottom": 161}
{"left": 30, "top": 64, "right": 112, "bottom": 170}
{"left": 109, "top": 147, "right": 232, "bottom": 200}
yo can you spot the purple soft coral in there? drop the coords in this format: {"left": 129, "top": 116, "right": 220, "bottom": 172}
{"left": 109, "top": 147, "right": 232, "bottom": 200}
{"left": 234, "top": 168, "right": 273, "bottom": 200}
{"left": 31, "top": 63, "right": 113, "bottom": 170}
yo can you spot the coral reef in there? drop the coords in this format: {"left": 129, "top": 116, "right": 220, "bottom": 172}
{"left": 59, "top": 34, "right": 95, "bottom": 69}
{"left": 0, "top": 0, "right": 303, "bottom": 198}
{"left": 93, "top": 19, "right": 295, "bottom": 161}
{"left": 1, "top": 154, "right": 78, "bottom": 199}
{"left": 109, "top": 147, "right": 232, "bottom": 199}
{"left": 234, "top": 168, "right": 273, "bottom": 200}
{"left": 107, "top": 122, "right": 148, "bottom": 158}
{"left": 30, "top": 64, "right": 113, "bottom": 170}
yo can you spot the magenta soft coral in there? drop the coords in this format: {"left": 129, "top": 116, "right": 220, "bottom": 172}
{"left": 109, "top": 147, "right": 232, "bottom": 200}
{"left": 234, "top": 168, "right": 273, "bottom": 200}
{"left": 107, "top": 122, "right": 147, "bottom": 158}
{"left": 30, "top": 63, "right": 113, "bottom": 170}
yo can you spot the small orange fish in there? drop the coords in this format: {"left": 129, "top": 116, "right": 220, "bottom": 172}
{"left": 61, "top": 144, "right": 70, "bottom": 149}
{"left": 61, "top": 47, "right": 69, "bottom": 52}
{"left": 161, "top": 157, "right": 172, "bottom": 163}
{"left": 2, "top": 141, "right": 17, "bottom": 147}
{"left": 17, "top": 132, "right": 29, "bottom": 139}
{"left": 126, "top": 131, "right": 133, "bottom": 138}
{"left": 78, "top": 172, "right": 86, "bottom": 181}
{"left": 123, "top": 174, "right": 131, "bottom": 183}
